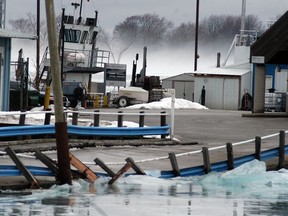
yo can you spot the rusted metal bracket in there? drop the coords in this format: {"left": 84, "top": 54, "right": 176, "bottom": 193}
{"left": 5, "top": 147, "right": 40, "bottom": 189}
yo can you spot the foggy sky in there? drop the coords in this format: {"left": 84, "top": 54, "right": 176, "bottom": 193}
{"left": 6, "top": 0, "right": 288, "bottom": 78}
{"left": 6, "top": 0, "right": 288, "bottom": 33}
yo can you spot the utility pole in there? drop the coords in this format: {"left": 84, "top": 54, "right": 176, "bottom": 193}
{"left": 45, "top": 0, "right": 72, "bottom": 185}
{"left": 194, "top": 0, "right": 199, "bottom": 71}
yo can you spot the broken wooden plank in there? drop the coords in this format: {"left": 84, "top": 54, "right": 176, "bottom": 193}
{"left": 108, "top": 162, "right": 132, "bottom": 185}
{"left": 94, "top": 158, "right": 116, "bottom": 177}
{"left": 69, "top": 153, "right": 99, "bottom": 183}
{"left": 125, "top": 157, "right": 146, "bottom": 175}
{"left": 34, "top": 150, "right": 59, "bottom": 175}
{"left": 5, "top": 147, "right": 40, "bottom": 189}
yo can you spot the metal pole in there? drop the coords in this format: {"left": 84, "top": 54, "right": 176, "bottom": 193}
{"left": 170, "top": 89, "right": 175, "bottom": 140}
{"left": 45, "top": 0, "right": 72, "bottom": 185}
{"left": 36, "top": 0, "right": 40, "bottom": 90}
{"left": 194, "top": 0, "right": 199, "bottom": 71}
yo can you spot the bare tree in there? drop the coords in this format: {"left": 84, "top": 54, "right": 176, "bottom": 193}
{"left": 113, "top": 13, "right": 173, "bottom": 46}
{"left": 167, "top": 22, "right": 195, "bottom": 46}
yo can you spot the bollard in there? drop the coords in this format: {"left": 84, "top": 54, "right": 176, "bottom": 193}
{"left": 118, "top": 111, "right": 123, "bottom": 127}
{"left": 103, "top": 95, "right": 109, "bottom": 107}
{"left": 94, "top": 95, "right": 99, "bottom": 108}
{"left": 94, "top": 110, "right": 100, "bottom": 127}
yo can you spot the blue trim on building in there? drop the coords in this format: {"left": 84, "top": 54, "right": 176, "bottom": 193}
{"left": 252, "top": 63, "right": 288, "bottom": 97}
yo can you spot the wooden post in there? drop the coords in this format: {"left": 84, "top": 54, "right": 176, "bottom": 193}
{"left": 19, "top": 110, "right": 26, "bottom": 126}
{"left": 118, "top": 111, "right": 123, "bottom": 127}
{"left": 45, "top": 0, "right": 72, "bottom": 185}
{"left": 126, "top": 157, "right": 146, "bottom": 175}
{"left": 160, "top": 111, "right": 166, "bottom": 138}
{"left": 35, "top": 150, "right": 59, "bottom": 175}
{"left": 94, "top": 158, "right": 116, "bottom": 177}
{"left": 202, "top": 147, "right": 211, "bottom": 174}
{"left": 72, "top": 111, "right": 78, "bottom": 125}
{"left": 278, "top": 130, "right": 286, "bottom": 169}
{"left": 168, "top": 153, "right": 180, "bottom": 176}
{"left": 255, "top": 136, "right": 261, "bottom": 160}
{"left": 69, "top": 153, "right": 99, "bottom": 183}
{"left": 226, "top": 143, "right": 234, "bottom": 170}
{"left": 108, "top": 162, "right": 132, "bottom": 185}
{"left": 139, "top": 111, "right": 145, "bottom": 127}
{"left": 94, "top": 110, "right": 100, "bottom": 127}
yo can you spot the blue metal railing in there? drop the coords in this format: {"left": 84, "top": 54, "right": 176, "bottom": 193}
{"left": 0, "top": 124, "right": 170, "bottom": 138}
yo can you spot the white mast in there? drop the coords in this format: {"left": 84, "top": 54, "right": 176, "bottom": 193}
{"left": 240, "top": 0, "right": 246, "bottom": 44}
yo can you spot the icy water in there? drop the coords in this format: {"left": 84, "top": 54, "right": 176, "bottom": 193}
{"left": 1, "top": 160, "right": 288, "bottom": 216}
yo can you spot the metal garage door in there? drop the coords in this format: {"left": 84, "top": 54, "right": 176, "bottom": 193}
{"left": 174, "top": 81, "right": 194, "bottom": 101}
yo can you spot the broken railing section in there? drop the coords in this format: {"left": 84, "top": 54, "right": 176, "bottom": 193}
{"left": 94, "top": 156, "right": 146, "bottom": 185}
{"left": 5, "top": 147, "right": 40, "bottom": 189}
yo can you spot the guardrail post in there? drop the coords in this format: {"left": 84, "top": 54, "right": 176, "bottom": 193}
{"left": 72, "top": 111, "right": 78, "bottom": 125}
{"left": 94, "top": 110, "right": 100, "bottom": 127}
{"left": 278, "top": 130, "right": 286, "bottom": 169}
{"left": 139, "top": 111, "right": 145, "bottom": 127}
{"left": 169, "top": 153, "right": 180, "bottom": 176}
{"left": 44, "top": 109, "right": 51, "bottom": 125}
{"left": 160, "top": 111, "right": 166, "bottom": 138}
{"left": 118, "top": 111, "right": 123, "bottom": 127}
{"left": 255, "top": 136, "right": 261, "bottom": 160}
{"left": 202, "top": 147, "right": 211, "bottom": 174}
{"left": 226, "top": 143, "right": 234, "bottom": 170}
{"left": 19, "top": 110, "right": 26, "bottom": 126}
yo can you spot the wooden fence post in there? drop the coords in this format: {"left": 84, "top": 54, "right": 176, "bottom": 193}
{"left": 202, "top": 147, "right": 211, "bottom": 174}
{"left": 139, "top": 111, "right": 145, "bottom": 127}
{"left": 255, "top": 136, "right": 261, "bottom": 160}
{"left": 278, "top": 130, "right": 286, "bottom": 169}
{"left": 118, "top": 111, "right": 123, "bottom": 127}
{"left": 226, "top": 143, "right": 234, "bottom": 170}
{"left": 94, "top": 110, "right": 100, "bottom": 127}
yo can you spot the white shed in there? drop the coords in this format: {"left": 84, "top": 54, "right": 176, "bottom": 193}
{"left": 192, "top": 66, "right": 251, "bottom": 110}
{"left": 162, "top": 73, "right": 194, "bottom": 101}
